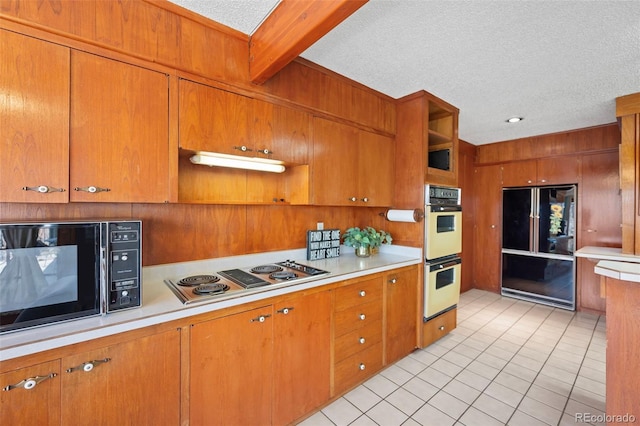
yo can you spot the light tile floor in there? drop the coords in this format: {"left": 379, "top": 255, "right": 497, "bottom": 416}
{"left": 299, "top": 289, "right": 606, "bottom": 426}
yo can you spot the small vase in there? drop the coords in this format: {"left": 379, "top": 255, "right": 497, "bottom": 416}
{"left": 355, "top": 246, "right": 371, "bottom": 257}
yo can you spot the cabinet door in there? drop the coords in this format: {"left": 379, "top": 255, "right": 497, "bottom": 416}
{"left": 385, "top": 266, "right": 418, "bottom": 365}
{"left": 0, "top": 360, "right": 60, "bottom": 426}
{"left": 501, "top": 160, "right": 537, "bottom": 187}
{"left": 271, "top": 105, "right": 310, "bottom": 165}
{"left": 537, "top": 156, "right": 579, "bottom": 185}
{"left": 0, "top": 30, "right": 69, "bottom": 203}
{"left": 273, "top": 291, "right": 331, "bottom": 425}
{"left": 577, "top": 151, "right": 621, "bottom": 313}
{"left": 473, "top": 165, "right": 502, "bottom": 292}
{"left": 359, "top": 130, "right": 394, "bottom": 206}
{"left": 190, "top": 306, "right": 273, "bottom": 426}
{"left": 312, "top": 117, "right": 359, "bottom": 206}
{"left": 178, "top": 79, "right": 250, "bottom": 154}
{"left": 61, "top": 329, "right": 180, "bottom": 426}
{"left": 70, "top": 52, "right": 170, "bottom": 202}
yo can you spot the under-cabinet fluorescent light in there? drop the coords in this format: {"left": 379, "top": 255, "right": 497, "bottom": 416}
{"left": 190, "top": 152, "right": 286, "bottom": 173}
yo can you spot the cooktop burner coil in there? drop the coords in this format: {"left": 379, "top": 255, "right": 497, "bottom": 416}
{"left": 250, "top": 265, "right": 283, "bottom": 274}
{"left": 178, "top": 275, "right": 220, "bottom": 287}
{"left": 192, "top": 283, "right": 229, "bottom": 295}
{"left": 270, "top": 271, "right": 298, "bottom": 281}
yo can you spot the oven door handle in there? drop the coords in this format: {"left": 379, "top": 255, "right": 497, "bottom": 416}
{"left": 428, "top": 257, "right": 462, "bottom": 272}
{"left": 429, "top": 205, "right": 462, "bottom": 213}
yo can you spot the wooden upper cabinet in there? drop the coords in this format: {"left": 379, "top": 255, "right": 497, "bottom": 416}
{"left": 0, "top": 30, "right": 70, "bottom": 203}
{"left": 179, "top": 79, "right": 250, "bottom": 155}
{"left": 70, "top": 51, "right": 170, "bottom": 202}
{"left": 502, "top": 157, "right": 579, "bottom": 187}
{"left": 425, "top": 96, "right": 459, "bottom": 186}
{"left": 178, "top": 79, "right": 310, "bottom": 164}
{"left": 0, "top": 360, "right": 61, "bottom": 426}
{"left": 312, "top": 117, "right": 394, "bottom": 207}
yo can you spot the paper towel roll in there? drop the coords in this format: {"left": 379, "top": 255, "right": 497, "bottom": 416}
{"left": 384, "top": 209, "right": 423, "bottom": 223}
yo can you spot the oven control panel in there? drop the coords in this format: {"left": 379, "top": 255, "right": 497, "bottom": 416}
{"left": 426, "top": 185, "right": 461, "bottom": 205}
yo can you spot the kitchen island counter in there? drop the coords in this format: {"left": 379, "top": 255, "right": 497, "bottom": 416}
{"left": 0, "top": 246, "right": 421, "bottom": 361}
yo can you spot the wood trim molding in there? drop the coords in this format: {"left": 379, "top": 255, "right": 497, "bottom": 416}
{"left": 616, "top": 92, "right": 640, "bottom": 117}
{"left": 249, "top": 0, "right": 367, "bottom": 84}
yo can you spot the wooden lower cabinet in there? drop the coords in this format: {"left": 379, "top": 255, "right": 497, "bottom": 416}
{"left": 422, "top": 308, "right": 457, "bottom": 348}
{"left": 190, "top": 290, "right": 331, "bottom": 426}
{"left": 0, "top": 329, "right": 180, "bottom": 426}
{"left": 604, "top": 277, "right": 640, "bottom": 419}
{"left": 384, "top": 266, "right": 419, "bottom": 364}
{"left": 190, "top": 306, "right": 274, "bottom": 426}
{"left": 61, "top": 329, "right": 181, "bottom": 426}
{"left": 0, "top": 360, "right": 61, "bottom": 425}
{"left": 332, "top": 275, "right": 384, "bottom": 395}
{"left": 273, "top": 291, "right": 331, "bottom": 426}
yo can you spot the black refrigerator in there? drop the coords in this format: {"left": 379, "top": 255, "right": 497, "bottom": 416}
{"left": 501, "top": 185, "right": 576, "bottom": 310}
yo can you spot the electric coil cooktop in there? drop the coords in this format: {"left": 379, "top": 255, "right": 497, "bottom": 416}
{"left": 164, "top": 260, "right": 329, "bottom": 304}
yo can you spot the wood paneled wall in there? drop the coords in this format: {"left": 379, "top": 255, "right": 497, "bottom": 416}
{"left": 0, "top": 203, "right": 388, "bottom": 265}
{"left": 475, "top": 124, "right": 620, "bottom": 164}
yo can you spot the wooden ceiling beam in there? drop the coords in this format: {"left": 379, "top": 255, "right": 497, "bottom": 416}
{"left": 249, "top": 0, "right": 367, "bottom": 85}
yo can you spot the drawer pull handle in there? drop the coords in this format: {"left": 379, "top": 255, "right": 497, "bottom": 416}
{"left": 22, "top": 185, "right": 65, "bottom": 193}
{"left": 359, "top": 337, "right": 366, "bottom": 344}
{"left": 74, "top": 186, "right": 110, "bottom": 193}
{"left": 359, "top": 314, "right": 366, "bottom": 321}
{"left": 234, "top": 145, "right": 253, "bottom": 152}
{"left": 66, "top": 358, "right": 111, "bottom": 373}
{"left": 361, "top": 197, "right": 369, "bottom": 203}
{"left": 250, "top": 314, "right": 271, "bottom": 323}
{"left": 2, "top": 373, "right": 57, "bottom": 391}
{"left": 276, "top": 307, "right": 294, "bottom": 315}
{"left": 359, "top": 363, "right": 366, "bottom": 371}
{"left": 359, "top": 290, "right": 366, "bottom": 297}
{"left": 389, "top": 278, "right": 397, "bottom": 284}
{"left": 438, "top": 325, "right": 445, "bottom": 331}
{"left": 258, "top": 148, "right": 273, "bottom": 155}
{"left": 348, "top": 197, "right": 357, "bottom": 202}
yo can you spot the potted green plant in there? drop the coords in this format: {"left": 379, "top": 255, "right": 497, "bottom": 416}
{"left": 343, "top": 226, "right": 392, "bottom": 257}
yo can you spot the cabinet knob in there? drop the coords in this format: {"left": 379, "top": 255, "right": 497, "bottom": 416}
{"left": 388, "top": 277, "right": 397, "bottom": 284}
{"left": 359, "top": 363, "right": 366, "bottom": 371}
{"left": 276, "top": 307, "right": 294, "bottom": 315}
{"left": 2, "top": 373, "right": 57, "bottom": 391}
{"left": 74, "top": 186, "right": 110, "bottom": 193}
{"left": 250, "top": 314, "right": 271, "bottom": 323}
{"left": 359, "top": 337, "right": 366, "bottom": 344}
{"left": 438, "top": 325, "right": 445, "bottom": 331}
{"left": 359, "top": 290, "right": 366, "bottom": 297}
{"left": 22, "top": 185, "right": 65, "bottom": 193}
{"left": 359, "top": 313, "right": 366, "bottom": 320}
{"left": 586, "top": 229, "right": 597, "bottom": 233}
{"left": 540, "top": 179, "right": 547, "bottom": 183}
{"left": 527, "top": 179, "right": 533, "bottom": 184}
{"left": 65, "top": 358, "right": 111, "bottom": 373}
{"left": 233, "top": 145, "right": 252, "bottom": 152}
{"left": 348, "top": 197, "right": 357, "bottom": 202}
{"left": 491, "top": 225, "right": 496, "bottom": 229}
{"left": 361, "top": 197, "right": 369, "bottom": 203}
{"left": 258, "top": 148, "right": 273, "bottom": 155}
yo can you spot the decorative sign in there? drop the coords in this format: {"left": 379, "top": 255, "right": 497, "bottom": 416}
{"left": 306, "top": 229, "right": 340, "bottom": 260}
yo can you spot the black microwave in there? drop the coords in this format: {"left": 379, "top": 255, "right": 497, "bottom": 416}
{"left": 0, "top": 220, "right": 142, "bottom": 333}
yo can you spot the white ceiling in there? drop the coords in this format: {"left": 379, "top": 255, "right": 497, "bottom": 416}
{"left": 169, "top": 0, "right": 640, "bottom": 146}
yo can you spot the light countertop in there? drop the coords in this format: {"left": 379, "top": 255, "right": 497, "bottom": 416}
{"left": 595, "top": 260, "right": 640, "bottom": 283}
{"left": 575, "top": 246, "right": 640, "bottom": 263}
{"left": 0, "top": 245, "right": 422, "bottom": 361}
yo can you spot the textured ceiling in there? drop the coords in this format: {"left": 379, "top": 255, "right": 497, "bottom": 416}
{"left": 169, "top": 0, "right": 640, "bottom": 145}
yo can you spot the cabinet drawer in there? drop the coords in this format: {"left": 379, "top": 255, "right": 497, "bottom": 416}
{"left": 334, "top": 299, "right": 382, "bottom": 337}
{"left": 334, "top": 320, "right": 383, "bottom": 363}
{"left": 422, "top": 308, "right": 457, "bottom": 348}
{"left": 334, "top": 342, "right": 383, "bottom": 395}
{"left": 334, "top": 279, "right": 382, "bottom": 312}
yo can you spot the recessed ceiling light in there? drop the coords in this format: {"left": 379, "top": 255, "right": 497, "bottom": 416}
{"left": 506, "top": 117, "right": 524, "bottom": 123}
